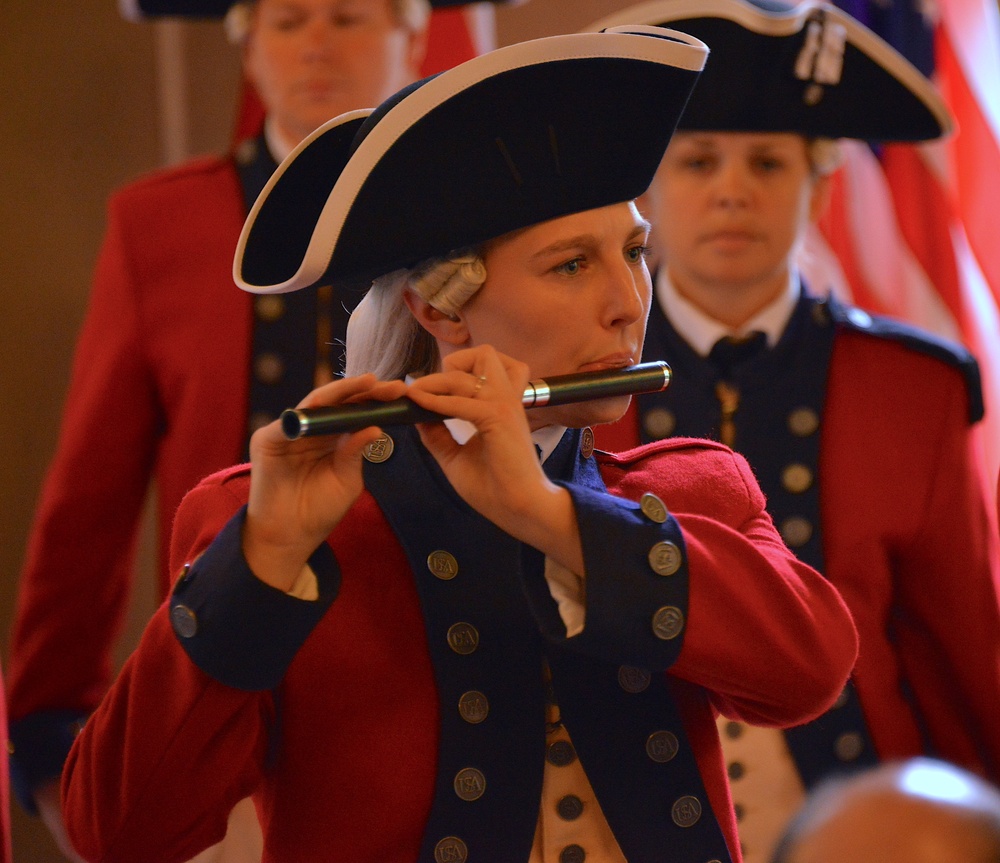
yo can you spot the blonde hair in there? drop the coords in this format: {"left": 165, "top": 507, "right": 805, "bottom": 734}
{"left": 345, "top": 250, "right": 487, "bottom": 380}
{"left": 225, "top": 0, "right": 431, "bottom": 44}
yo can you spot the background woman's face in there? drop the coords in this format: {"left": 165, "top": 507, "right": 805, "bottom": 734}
{"left": 645, "top": 131, "right": 827, "bottom": 295}
{"left": 459, "top": 201, "right": 652, "bottom": 428}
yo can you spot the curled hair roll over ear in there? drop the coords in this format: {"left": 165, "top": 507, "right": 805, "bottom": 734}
{"left": 345, "top": 249, "right": 486, "bottom": 380}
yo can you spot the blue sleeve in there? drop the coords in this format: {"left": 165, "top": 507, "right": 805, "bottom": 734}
{"left": 169, "top": 506, "right": 341, "bottom": 691}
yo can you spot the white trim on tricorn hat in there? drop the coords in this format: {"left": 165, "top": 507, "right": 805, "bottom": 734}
{"left": 235, "top": 27, "right": 708, "bottom": 294}
{"left": 586, "top": 0, "right": 952, "bottom": 142}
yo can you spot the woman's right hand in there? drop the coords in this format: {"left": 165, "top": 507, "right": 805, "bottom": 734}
{"left": 243, "top": 373, "right": 407, "bottom": 592}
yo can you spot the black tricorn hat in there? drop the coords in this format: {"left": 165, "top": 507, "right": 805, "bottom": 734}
{"left": 234, "top": 27, "right": 708, "bottom": 294}
{"left": 587, "top": 0, "right": 952, "bottom": 141}
{"left": 119, "top": 0, "right": 514, "bottom": 16}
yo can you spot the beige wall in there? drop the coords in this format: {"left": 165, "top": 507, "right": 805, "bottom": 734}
{"left": 0, "top": 1, "right": 628, "bottom": 860}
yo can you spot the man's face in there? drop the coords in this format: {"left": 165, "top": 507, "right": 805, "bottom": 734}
{"left": 244, "top": 0, "right": 425, "bottom": 147}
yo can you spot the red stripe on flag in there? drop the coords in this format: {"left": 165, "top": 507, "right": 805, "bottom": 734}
{"left": 935, "top": 27, "right": 1000, "bottom": 307}
{"left": 817, "top": 167, "right": 890, "bottom": 316}
{"left": 879, "top": 144, "right": 965, "bottom": 322}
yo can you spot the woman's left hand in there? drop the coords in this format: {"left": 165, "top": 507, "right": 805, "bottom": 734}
{"left": 406, "top": 346, "right": 583, "bottom": 573}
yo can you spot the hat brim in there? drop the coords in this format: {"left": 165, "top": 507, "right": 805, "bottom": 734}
{"left": 236, "top": 27, "right": 708, "bottom": 294}
{"left": 586, "top": 0, "right": 952, "bottom": 141}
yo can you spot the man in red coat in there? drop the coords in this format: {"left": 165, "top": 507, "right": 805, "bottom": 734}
{"left": 589, "top": 3, "right": 1000, "bottom": 862}
{"left": 7, "top": 0, "right": 431, "bottom": 858}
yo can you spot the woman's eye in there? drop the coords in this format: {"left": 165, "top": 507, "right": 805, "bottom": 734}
{"left": 555, "top": 258, "right": 583, "bottom": 276}
{"left": 625, "top": 245, "right": 651, "bottom": 264}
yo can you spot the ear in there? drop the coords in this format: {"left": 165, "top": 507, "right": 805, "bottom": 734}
{"left": 405, "top": 23, "right": 429, "bottom": 78}
{"left": 402, "top": 289, "right": 469, "bottom": 346}
{"left": 808, "top": 173, "right": 833, "bottom": 223}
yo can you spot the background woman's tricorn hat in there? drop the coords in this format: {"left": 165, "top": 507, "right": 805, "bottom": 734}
{"left": 587, "top": 0, "right": 952, "bottom": 142}
{"left": 234, "top": 27, "right": 708, "bottom": 294}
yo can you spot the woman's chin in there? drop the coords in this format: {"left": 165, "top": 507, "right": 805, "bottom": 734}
{"left": 535, "top": 396, "right": 632, "bottom": 431}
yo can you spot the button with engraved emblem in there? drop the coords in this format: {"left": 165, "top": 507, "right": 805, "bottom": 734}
{"left": 618, "top": 665, "right": 651, "bottom": 693}
{"left": 254, "top": 352, "right": 285, "bottom": 385}
{"left": 652, "top": 606, "right": 684, "bottom": 640}
{"left": 427, "top": 550, "right": 458, "bottom": 580}
{"left": 546, "top": 740, "right": 576, "bottom": 766}
{"left": 671, "top": 795, "right": 703, "bottom": 827}
{"left": 580, "top": 427, "right": 595, "bottom": 458}
{"left": 170, "top": 604, "right": 198, "bottom": 639}
{"left": 724, "top": 721, "right": 744, "bottom": 740}
{"left": 640, "top": 492, "right": 668, "bottom": 523}
{"left": 780, "top": 516, "right": 813, "bottom": 548}
{"left": 648, "top": 541, "right": 682, "bottom": 576}
{"left": 787, "top": 407, "right": 819, "bottom": 437}
{"left": 781, "top": 463, "right": 814, "bottom": 494}
{"left": 254, "top": 294, "right": 285, "bottom": 322}
{"left": 560, "top": 844, "right": 586, "bottom": 863}
{"left": 447, "top": 622, "right": 479, "bottom": 655}
{"left": 458, "top": 691, "right": 489, "bottom": 724}
{"left": 453, "top": 767, "right": 486, "bottom": 801}
{"left": 646, "top": 730, "right": 679, "bottom": 763}
{"left": 557, "top": 794, "right": 584, "bottom": 821}
{"left": 643, "top": 406, "right": 676, "bottom": 439}
{"left": 835, "top": 731, "right": 864, "bottom": 762}
{"left": 434, "top": 836, "right": 467, "bottom": 863}
{"left": 362, "top": 433, "right": 394, "bottom": 463}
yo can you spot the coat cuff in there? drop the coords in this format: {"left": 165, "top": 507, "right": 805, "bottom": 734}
{"left": 549, "top": 481, "right": 690, "bottom": 670}
{"left": 9, "top": 709, "right": 88, "bottom": 814}
{"left": 170, "top": 506, "right": 340, "bottom": 691}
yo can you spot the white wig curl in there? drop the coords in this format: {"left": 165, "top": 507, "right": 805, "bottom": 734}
{"left": 345, "top": 249, "right": 487, "bottom": 380}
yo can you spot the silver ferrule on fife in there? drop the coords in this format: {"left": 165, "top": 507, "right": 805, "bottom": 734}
{"left": 281, "top": 361, "right": 671, "bottom": 439}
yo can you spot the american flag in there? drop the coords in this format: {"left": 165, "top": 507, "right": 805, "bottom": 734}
{"left": 798, "top": 0, "right": 1000, "bottom": 486}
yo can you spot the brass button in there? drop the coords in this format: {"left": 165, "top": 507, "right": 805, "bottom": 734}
{"left": 248, "top": 411, "right": 274, "bottom": 435}
{"left": 556, "top": 794, "right": 584, "bottom": 821}
{"left": 234, "top": 138, "right": 258, "bottom": 166}
{"left": 780, "top": 516, "right": 813, "bottom": 548}
{"left": 671, "top": 795, "right": 703, "bottom": 828}
{"left": 643, "top": 406, "right": 676, "bottom": 439}
{"left": 617, "top": 665, "right": 651, "bottom": 693}
{"left": 787, "top": 407, "right": 819, "bottom": 437}
{"left": 453, "top": 767, "right": 486, "bottom": 801}
{"left": 652, "top": 606, "right": 684, "bottom": 640}
{"left": 724, "top": 721, "right": 744, "bottom": 740}
{"left": 254, "top": 294, "right": 285, "bottom": 322}
{"left": 781, "top": 463, "right": 813, "bottom": 494}
{"left": 6, "top": 741, "right": 14, "bottom": 755}
{"left": 803, "top": 82, "right": 824, "bottom": 106}
{"left": 640, "top": 492, "right": 668, "bottom": 523}
{"left": 580, "top": 427, "right": 595, "bottom": 458}
{"left": 362, "top": 433, "right": 394, "bottom": 463}
{"left": 833, "top": 686, "right": 850, "bottom": 709}
{"left": 434, "top": 836, "right": 468, "bottom": 863}
{"left": 648, "top": 541, "right": 683, "bottom": 576}
{"left": 546, "top": 740, "right": 576, "bottom": 767}
{"left": 646, "top": 730, "right": 679, "bottom": 763}
{"left": 176, "top": 562, "right": 194, "bottom": 586}
{"left": 254, "top": 352, "right": 285, "bottom": 385}
{"left": 427, "top": 550, "right": 458, "bottom": 580}
{"left": 447, "top": 622, "right": 479, "bottom": 655}
{"left": 458, "top": 691, "right": 489, "bottom": 724}
{"left": 170, "top": 604, "right": 198, "bottom": 639}
{"left": 835, "top": 731, "right": 864, "bottom": 762}
{"left": 560, "top": 845, "right": 586, "bottom": 863}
